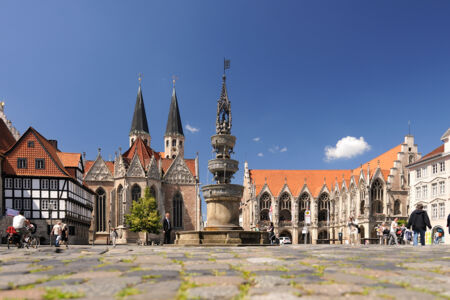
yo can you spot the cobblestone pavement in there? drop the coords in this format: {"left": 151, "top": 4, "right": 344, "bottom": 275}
{"left": 0, "top": 245, "right": 449, "bottom": 300}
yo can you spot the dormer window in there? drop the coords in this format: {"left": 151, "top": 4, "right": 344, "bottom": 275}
{"left": 27, "top": 141, "right": 34, "bottom": 148}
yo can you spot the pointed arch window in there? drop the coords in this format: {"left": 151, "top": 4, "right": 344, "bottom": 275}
{"left": 131, "top": 184, "right": 141, "bottom": 202}
{"left": 371, "top": 179, "right": 383, "bottom": 214}
{"left": 117, "top": 185, "right": 124, "bottom": 225}
{"left": 298, "top": 193, "right": 310, "bottom": 222}
{"left": 279, "top": 193, "right": 291, "bottom": 221}
{"left": 150, "top": 186, "right": 156, "bottom": 199}
{"left": 173, "top": 193, "right": 183, "bottom": 228}
{"left": 318, "top": 193, "right": 329, "bottom": 222}
{"left": 394, "top": 199, "right": 401, "bottom": 215}
{"left": 360, "top": 200, "right": 365, "bottom": 215}
{"left": 259, "top": 193, "right": 271, "bottom": 221}
{"left": 95, "top": 188, "right": 106, "bottom": 232}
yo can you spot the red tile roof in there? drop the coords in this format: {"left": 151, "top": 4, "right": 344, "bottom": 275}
{"left": 57, "top": 152, "right": 81, "bottom": 168}
{"left": 251, "top": 144, "right": 402, "bottom": 197}
{"left": 412, "top": 144, "right": 444, "bottom": 165}
{"left": 2, "top": 127, "right": 78, "bottom": 178}
{"left": 84, "top": 159, "right": 114, "bottom": 176}
{"left": 122, "top": 137, "right": 160, "bottom": 170}
{"left": 0, "top": 118, "right": 16, "bottom": 154}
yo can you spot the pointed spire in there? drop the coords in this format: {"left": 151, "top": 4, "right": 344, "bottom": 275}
{"left": 130, "top": 79, "right": 149, "bottom": 135}
{"left": 216, "top": 74, "right": 232, "bottom": 134}
{"left": 165, "top": 82, "right": 184, "bottom": 136}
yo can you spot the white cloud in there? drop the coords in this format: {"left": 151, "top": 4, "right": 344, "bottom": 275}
{"left": 325, "top": 136, "right": 371, "bottom": 161}
{"left": 253, "top": 137, "right": 261, "bottom": 142}
{"left": 186, "top": 124, "right": 199, "bottom": 133}
{"left": 257, "top": 152, "right": 264, "bottom": 157}
{"left": 269, "top": 145, "right": 287, "bottom": 154}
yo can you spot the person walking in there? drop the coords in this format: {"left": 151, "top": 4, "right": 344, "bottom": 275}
{"left": 447, "top": 213, "right": 450, "bottom": 234}
{"left": 407, "top": 204, "right": 432, "bottom": 246}
{"left": 60, "top": 223, "right": 69, "bottom": 248}
{"left": 348, "top": 217, "right": 359, "bottom": 245}
{"left": 52, "top": 221, "right": 62, "bottom": 247}
{"left": 389, "top": 218, "right": 399, "bottom": 245}
{"left": 268, "top": 222, "right": 275, "bottom": 244}
{"left": 110, "top": 227, "right": 118, "bottom": 247}
{"left": 163, "top": 212, "right": 172, "bottom": 245}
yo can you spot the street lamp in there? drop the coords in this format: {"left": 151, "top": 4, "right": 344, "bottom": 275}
{"left": 49, "top": 208, "right": 53, "bottom": 246}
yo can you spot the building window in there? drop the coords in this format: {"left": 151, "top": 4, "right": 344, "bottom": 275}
{"left": 23, "top": 178, "right": 31, "bottom": 189}
{"left": 41, "top": 200, "right": 49, "bottom": 210}
{"left": 131, "top": 184, "right": 141, "bottom": 201}
{"left": 14, "top": 178, "right": 22, "bottom": 189}
{"left": 50, "top": 180, "right": 58, "bottom": 190}
{"left": 172, "top": 139, "right": 176, "bottom": 147}
{"left": 298, "top": 193, "right": 310, "bottom": 222}
{"left": 179, "top": 141, "right": 183, "bottom": 147}
{"left": 35, "top": 159, "right": 45, "bottom": 169}
{"left": 422, "top": 185, "right": 428, "bottom": 199}
{"left": 432, "top": 164, "right": 438, "bottom": 174}
{"left": 166, "top": 140, "right": 169, "bottom": 147}
{"left": 27, "top": 141, "right": 35, "bottom": 148}
{"left": 360, "top": 200, "right": 365, "bottom": 215}
{"left": 173, "top": 193, "right": 183, "bottom": 228}
{"left": 13, "top": 199, "right": 22, "bottom": 210}
{"left": 95, "top": 188, "right": 106, "bottom": 232}
{"left": 416, "top": 187, "right": 421, "bottom": 199}
{"left": 439, "top": 203, "right": 445, "bottom": 218}
{"left": 17, "top": 158, "right": 27, "bottom": 169}
{"left": 117, "top": 185, "right": 124, "bottom": 225}
{"left": 41, "top": 179, "right": 49, "bottom": 189}
{"left": 440, "top": 162, "right": 445, "bottom": 172}
{"left": 318, "top": 193, "right": 329, "bottom": 222}
{"left": 439, "top": 181, "right": 445, "bottom": 195}
{"left": 432, "top": 183, "right": 438, "bottom": 197}
{"left": 394, "top": 199, "right": 401, "bottom": 215}
{"left": 23, "top": 199, "right": 31, "bottom": 210}
{"left": 279, "top": 193, "right": 292, "bottom": 222}
{"left": 259, "top": 193, "right": 271, "bottom": 221}
{"left": 5, "top": 178, "right": 13, "bottom": 188}
{"left": 416, "top": 169, "right": 421, "bottom": 179}
{"left": 371, "top": 179, "right": 383, "bottom": 214}
{"left": 431, "top": 204, "right": 438, "bottom": 219}
{"left": 150, "top": 186, "right": 156, "bottom": 199}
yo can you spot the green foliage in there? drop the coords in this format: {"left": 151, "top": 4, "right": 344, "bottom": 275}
{"left": 125, "top": 187, "right": 162, "bottom": 234}
{"left": 397, "top": 219, "right": 407, "bottom": 226}
{"left": 43, "top": 288, "right": 85, "bottom": 299}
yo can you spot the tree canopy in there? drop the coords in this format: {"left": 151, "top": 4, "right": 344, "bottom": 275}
{"left": 125, "top": 187, "right": 162, "bottom": 234}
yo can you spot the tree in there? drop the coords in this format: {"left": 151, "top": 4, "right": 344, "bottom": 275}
{"left": 125, "top": 187, "right": 162, "bottom": 245}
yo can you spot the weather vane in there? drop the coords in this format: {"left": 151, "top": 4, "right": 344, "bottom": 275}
{"left": 138, "top": 73, "right": 143, "bottom": 85}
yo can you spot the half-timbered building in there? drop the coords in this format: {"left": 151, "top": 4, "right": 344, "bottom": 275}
{"left": 84, "top": 82, "right": 201, "bottom": 244}
{"left": 1, "top": 127, "right": 94, "bottom": 244}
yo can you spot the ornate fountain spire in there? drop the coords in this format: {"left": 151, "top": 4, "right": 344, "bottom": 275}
{"left": 216, "top": 61, "right": 232, "bottom": 135}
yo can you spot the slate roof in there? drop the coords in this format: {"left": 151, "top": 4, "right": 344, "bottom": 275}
{"left": 165, "top": 86, "right": 184, "bottom": 136}
{"left": 130, "top": 85, "right": 149, "bottom": 134}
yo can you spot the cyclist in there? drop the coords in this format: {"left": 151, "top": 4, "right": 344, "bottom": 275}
{"left": 12, "top": 210, "right": 28, "bottom": 247}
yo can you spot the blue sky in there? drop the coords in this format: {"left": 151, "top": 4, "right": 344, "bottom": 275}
{"left": 1, "top": 1, "right": 450, "bottom": 198}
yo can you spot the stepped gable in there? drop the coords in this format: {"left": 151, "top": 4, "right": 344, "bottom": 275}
{"left": 0, "top": 118, "right": 16, "bottom": 154}
{"left": 122, "top": 137, "right": 160, "bottom": 171}
{"left": 351, "top": 144, "right": 402, "bottom": 182}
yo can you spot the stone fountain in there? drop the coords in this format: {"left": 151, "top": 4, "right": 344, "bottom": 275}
{"left": 175, "top": 72, "right": 269, "bottom": 246}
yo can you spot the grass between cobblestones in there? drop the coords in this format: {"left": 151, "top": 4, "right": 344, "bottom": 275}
{"left": 43, "top": 287, "right": 85, "bottom": 300}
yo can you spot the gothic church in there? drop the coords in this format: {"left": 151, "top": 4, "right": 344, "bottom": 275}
{"left": 84, "top": 82, "right": 201, "bottom": 244}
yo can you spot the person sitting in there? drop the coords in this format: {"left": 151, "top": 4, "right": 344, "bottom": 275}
{"left": 12, "top": 210, "right": 28, "bottom": 247}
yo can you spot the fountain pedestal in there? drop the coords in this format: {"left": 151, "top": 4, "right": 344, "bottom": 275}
{"left": 175, "top": 73, "right": 269, "bottom": 246}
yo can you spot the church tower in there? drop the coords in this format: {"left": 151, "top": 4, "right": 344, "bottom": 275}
{"left": 164, "top": 81, "right": 184, "bottom": 159}
{"left": 129, "top": 80, "right": 151, "bottom": 147}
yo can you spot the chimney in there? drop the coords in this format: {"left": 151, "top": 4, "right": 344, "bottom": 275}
{"left": 48, "top": 140, "right": 58, "bottom": 150}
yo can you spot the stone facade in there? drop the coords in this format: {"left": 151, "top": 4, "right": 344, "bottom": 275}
{"left": 241, "top": 135, "right": 420, "bottom": 244}
{"left": 406, "top": 128, "right": 450, "bottom": 244}
{"left": 84, "top": 82, "right": 201, "bottom": 244}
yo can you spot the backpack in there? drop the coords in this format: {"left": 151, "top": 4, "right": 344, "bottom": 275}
{"left": 383, "top": 228, "right": 390, "bottom": 235}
